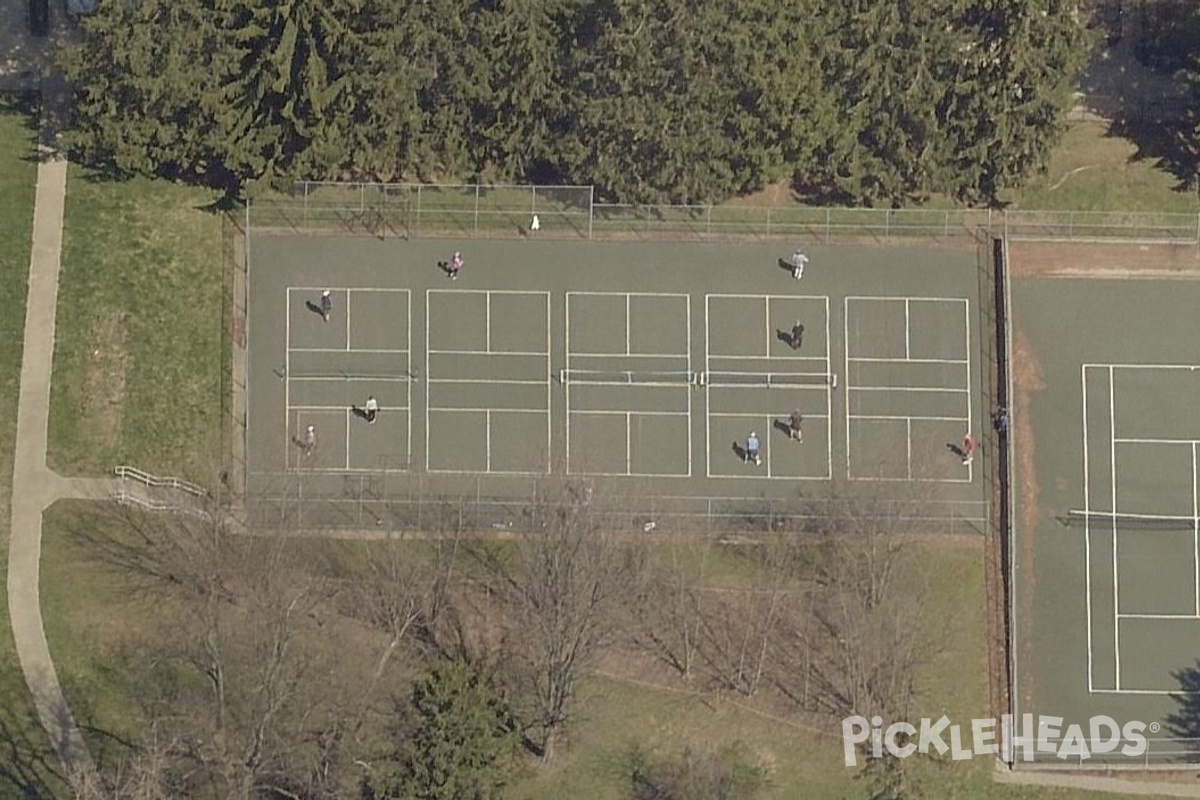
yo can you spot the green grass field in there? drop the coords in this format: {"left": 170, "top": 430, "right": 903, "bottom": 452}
{"left": 0, "top": 94, "right": 62, "bottom": 800}
{"left": 47, "top": 171, "right": 225, "bottom": 483}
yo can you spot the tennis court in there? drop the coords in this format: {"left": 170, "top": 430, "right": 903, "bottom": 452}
{"left": 1010, "top": 268, "right": 1200, "bottom": 764}
{"left": 243, "top": 236, "right": 986, "bottom": 525}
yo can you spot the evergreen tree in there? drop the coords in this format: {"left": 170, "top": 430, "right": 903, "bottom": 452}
{"left": 364, "top": 661, "right": 517, "bottom": 800}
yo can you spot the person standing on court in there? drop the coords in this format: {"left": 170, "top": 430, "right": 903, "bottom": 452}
{"left": 320, "top": 290, "right": 332, "bottom": 323}
{"left": 746, "top": 431, "right": 762, "bottom": 465}
{"left": 962, "top": 434, "right": 976, "bottom": 465}
{"left": 791, "top": 321, "right": 805, "bottom": 350}
{"left": 302, "top": 425, "right": 316, "bottom": 456}
{"left": 531, "top": 214, "right": 540, "bottom": 234}
{"left": 365, "top": 395, "right": 379, "bottom": 424}
{"left": 448, "top": 251, "right": 464, "bottom": 280}
{"left": 790, "top": 250, "right": 808, "bottom": 280}
{"left": 788, "top": 410, "right": 804, "bottom": 442}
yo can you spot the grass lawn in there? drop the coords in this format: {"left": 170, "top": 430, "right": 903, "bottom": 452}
{"left": 1004, "top": 122, "right": 1200, "bottom": 214}
{"left": 0, "top": 94, "right": 63, "bottom": 800}
{"left": 38, "top": 517, "right": 1130, "bottom": 800}
{"left": 48, "top": 170, "right": 225, "bottom": 483}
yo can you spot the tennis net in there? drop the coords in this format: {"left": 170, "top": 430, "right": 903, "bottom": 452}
{"left": 1062, "top": 509, "right": 1200, "bottom": 530}
{"left": 700, "top": 371, "right": 837, "bottom": 388}
{"left": 557, "top": 369, "right": 695, "bottom": 386}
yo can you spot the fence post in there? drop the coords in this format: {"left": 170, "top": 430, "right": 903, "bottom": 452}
{"left": 588, "top": 185, "right": 595, "bottom": 240}
{"left": 474, "top": 184, "right": 480, "bottom": 235}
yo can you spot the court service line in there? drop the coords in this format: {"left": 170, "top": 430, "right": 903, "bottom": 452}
{"left": 847, "top": 357, "right": 970, "bottom": 365}
{"left": 849, "top": 386, "right": 970, "bottom": 394}
{"left": 763, "top": 297, "right": 770, "bottom": 357}
{"left": 430, "top": 407, "right": 548, "bottom": 415}
{"left": 485, "top": 291, "right": 492, "bottom": 353}
{"left": 1116, "top": 613, "right": 1200, "bottom": 619}
{"left": 1081, "top": 364, "right": 1094, "bottom": 692}
{"left": 1112, "top": 437, "right": 1200, "bottom": 444}
{"left": 289, "top": 347, "right": 411, "bottom": 354}
{"left": 1110, "top": 365, "right": 1120, "bottom": 690}
{"left": 285, "top": 290, "right": 292, "bottom": 469}
{"left": 905, "top": 299, "right": 910, "bottom": 359}
{"left": 1083, "top": 362, "right": 1200, "bottom": 370}
{"left": 847, "top": 414, "right": 967, "bottom": 422}
{"left": 291, "top": 404, "right": 408, "bottom": 412}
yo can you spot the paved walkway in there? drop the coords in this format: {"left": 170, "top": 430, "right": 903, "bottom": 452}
{"left": 7, "top": 151, "right": 105, "bottom": 778}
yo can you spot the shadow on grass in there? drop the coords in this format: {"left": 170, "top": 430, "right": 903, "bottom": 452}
{"left": 1166, "top": 661, "right": 1200, "bottom": 747}
{"left": 1108, "top": 103, "right": 1200, "bottom": 195}
{"left": 0, "top": 679, "right": 66, "bottom": 800}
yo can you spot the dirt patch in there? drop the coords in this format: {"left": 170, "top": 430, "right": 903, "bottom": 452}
{"left": 82, "top": 311, "right": 130, "bottom": 449}
{"left": 1009, "top": 240, "right": 1200, "bottom": 278}
{"left": 1012, "top": 331, "right": 1047, "bottom": 709}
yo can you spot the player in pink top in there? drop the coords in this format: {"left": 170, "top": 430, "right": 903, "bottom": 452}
{"left": 962, "top": 434, "right": 976, "bottom": 465}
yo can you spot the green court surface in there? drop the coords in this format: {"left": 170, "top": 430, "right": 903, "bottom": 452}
{"left": 244, "top": 236, "right": 988, "bottom": 528}
{"left": 1010, "top": 274, "right": 1200, "bottom": 764}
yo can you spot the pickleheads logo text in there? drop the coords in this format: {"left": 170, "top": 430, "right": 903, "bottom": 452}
{"left": 841, "top": 714, "right": 1157, "bottom": 767}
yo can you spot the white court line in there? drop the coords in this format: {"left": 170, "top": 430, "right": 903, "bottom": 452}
{"left": 288, "top": 376, "right": 412, "bottom": 383}
{"left": 905, "top": 299, "right": 910, "bottom": 359}
{"left": 570, "top": 352, "right": 691, "bottom": 360}
{"left": 486, "top": 410, "right": 492, "bottom": 471}
{"left": 687, "top": 296, "right": 694, "bottom": 476}
{"left": 849, "top": 386, "right": 970, "bottom": 394}
{"left": 1082, "top": 364, "right": 1094, "bottom": 692}
{"left": 424, "top": 290, "right": 430, "bottom": 472}
{"left": 848, "top": 357, "right": 970, "bottom": 365}
{"left": 762, "top": 297, "right": 770, "bottom": 357}
{"left": 289, "top": 348, "right": 410, "bottom": 354}
{"left": 625, "top": 295, "right": 631, "bottom": 355}
{"left": 1092, "top": 688, "right": 1200, "bottom": 695}
{"left": 344, "top": 408, "right": 350, "bottom": 469}
{"left": 1084, "top": 362, "right": 1200, "bottom": 370}
{"left": 1114, "top": 437, "right": 1200, "bottom": 444}
{"left": 824, "top": 295, "right": 832, "bottom": 481}
{"left": 1110, "top": 365, "right": 1120, "bottom": 690}
{"left": 843, "top": 296, "right": 851, "bottom": 480}
{"left": 565, "top": 293, "right": 571, "bottom": 470}
{"left": 427, "top": 378, "right": 548, "bottom": 386}
{"left": 288, "top": 286, "right": 409, "bottom": 294}
{"left": 846, "top": 294, "right": 971, "bottom": 304}
{"left": 906, "top": 418, "right": 912, "bottom": 480}
{"left": 848, "top": 414, "right": 967, "bottom": 422}
{"left": 291, "top": 404, "right": 408, "bottom": 412}
{"left": 406, "top": 291, "right": 412, "bottom": 469}
{"left": 708, "top": 412, "right": 830, "bottom": 420}
{"left": 545, "top": 292, "right": 551, "bottom": 475}
{"left": 345, "top": 290, "right": 351, "bottom": 350}
{"left": 428, "top": 349, "right": 550, "bottom": 357}
{"left": 963, "top": 298, "right": 972, "bottom": 481}
{"left": 570, "top": 410, "right": 687, "bottom": 417}
{"left": 430, "top": 407, "right": 547, "bottom": 415}
{"left": 1117, "top": 613, "right": 1200, "bottom": 619}
{"left": 485, "top": 291, "right": 491, "bottom": 353}
{"left": 285, "top": 290, "right": 292, "bottom": 468}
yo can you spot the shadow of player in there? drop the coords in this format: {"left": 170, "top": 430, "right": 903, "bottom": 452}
{"left": 777, "top": 258, "right": 795, "bottom": 274}
{"left": 350, "top": 405, "right": 369, "bottom": 421}
{"left": 731, "top": 441, "right": 747, "bottom": 462}
{"left": 772, "top": 419, "right": 794, "bottom": 438}
{"left": 776, "top": 329, "right": 796, "bottom": 347}
{"left": 946, "top": 442, "right": 966, "bottom": 459}
{"left": 304, "top": 300, "right": 324, "bottom": 318}
{"left": 437, "top": 260, "right": 452, "bottom": 277}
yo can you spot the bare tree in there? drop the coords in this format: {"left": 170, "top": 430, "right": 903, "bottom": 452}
{"left": 473, "top": 479, "right": 642, "bottom": 760}
{"left": 625, "top": 535, "right": 715, "bottom": 681}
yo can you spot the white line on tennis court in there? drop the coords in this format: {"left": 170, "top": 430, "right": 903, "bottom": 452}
{"left": 1091, "top": 688, "right": 1200, "bottom": 695}
{"left": 1110, "top": 364, "right": 1120, "bottom": 690}
{"left": 428, "top": 349, "right": 549, "bottom": 357}
{"left": 424, "top": 289, "right": 430, "bottom": 472}
{"left": 1116, "top": 613, "right": 1200, "bottom": 619}
{"left": 847, "top": 414, "right": 967, "bottom": 422}
{"left": 847, "top": 356, "right": 970, "bottom": 365}
{"left": 565, "top": 293, "right": 572, "bottom": 470}
{"left": 344, "top": 408, "right": 350, "bottom": 469}
{"left": 545, "top": 292, "right": 551, "bottom": 475}
{"left": 625, "top": 295, "right": 631, "bottom": 355}
{"left": 707, "top": 411, "right": 830, "bottom": 420}
{"left": 963, "top": 298, "right": 972, "bottom": 481}
{"left": 406, "top": 290, "right": 412, "bottom": 469}
{"left": 1113, "top": 436, "right": 1200, "bottom": 444}
{"left": 849, "top": 386, "right": 970, "bottom": 394}
{"left": 485, "top": 291, "right": 492, "bottom": 353}
{"left": 427, "top": 378, "right": 548, "bottom": 386}
{"left": 289, "top": 286, "right": 410, "bottom": 294}
{"left": 762, "top": 297, "right": 770, "bottom": 357}
{"left": 905, "top": 299, "right": 910, "bottom": 359}
{"left": 906, "top": 418, "right": 913, "bottom": 480}
{"left": 687, "top": 296, "right": 694, "bottom": 476}
{"left": 843, "top": 296, "right": 851, "bottom": 480}
{"left": 289, "top": 347, "right": 411, "bottom": 354}
{"left": 824, "top": 295, "right": 832, "bottom": 481}
{"left": 291, "top": 404, "right": 408, "bottom": 411}
{"left": 570, "top": 410, "right": 686, "bottom": 417}
{"left": 288, "top": 376, "right": 412, "bottom": 383}
{"left": 1083, "top": 362, "right": 1200, "bottom": 370}
{"left": 285, "top": 290, "right": 292, "bottom": 469}
{"left": 486, "top": 410, "right": 492, "bottom": 471}
{"left": 345, "top": 290, "right": 351, "bottom": 350}
{"left": 431, "top": 406, "right": 548, "bottom": 414}
{"left": 1081, "top": 364, "right": 1094, "bottom": 692}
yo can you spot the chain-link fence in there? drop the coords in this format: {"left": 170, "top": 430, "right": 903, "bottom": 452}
{"left": 246, "top": 181, "right": 1200, "bottom": 246}
{"left": 243, "top": 471, "right": 987, "bottom": 536}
